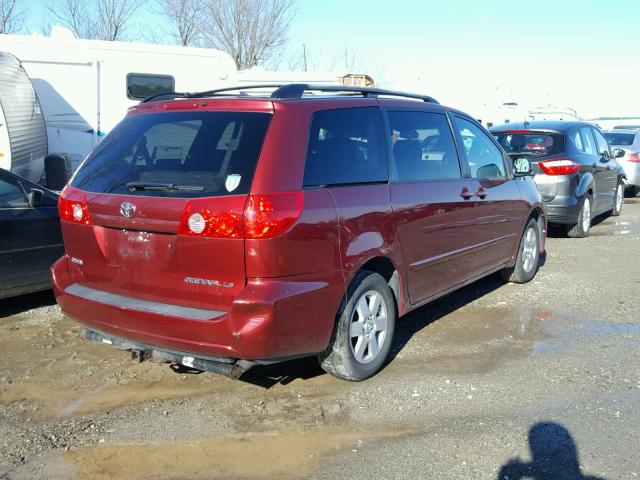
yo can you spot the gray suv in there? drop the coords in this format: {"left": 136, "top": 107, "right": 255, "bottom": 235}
{"left": 491, "top": 121, "right": 625, "bottom": 238}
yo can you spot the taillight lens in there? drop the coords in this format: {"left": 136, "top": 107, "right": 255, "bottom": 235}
{"left": 58, "top": 186, "right": 91, "bottom": 224}
{"left": 538, "top": 159, "right": 582, "bottom": 175}
{"left": 178, "top": 192, "right": 304, "bottom": 239}
{"left": 178, "top": 195, "right": 245, "bottom": 238}
{"left": 628, "top": 152, "right": 640, "bottom": 163}
{"left": 243, "top": 192, "right": 304, "bottom": 239}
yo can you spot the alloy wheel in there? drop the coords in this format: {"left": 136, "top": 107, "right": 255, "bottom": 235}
{"left": 582, "top": 197, "right": 591, "bottom": 233}
{"left": 349, "top": 290, "right": 388, "bottom": 364}
{"left": 521, "top": 226, "right": 538, "bottom": 273}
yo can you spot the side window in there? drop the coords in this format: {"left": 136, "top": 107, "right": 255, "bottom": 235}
{"left": 126, "top": 73, "right": 175, "bottom": 100}
{"left": 0, "top": 175, "right": 28, "bottom": 207}
{"left": 387, "top": 111, "right": 461, "bottom": 182}
{"left": 453, "top": 117, "right": 506, "bottom": 179}
{"left": 304, "top": 107, "right": 387, "bottom": 187}
{"left": 592, "top": 129, "right": 611, "bottom": 158}
{"left": 578, "top": 127, "right": 597, "bottom": 155}
{"left": 571, "top": 130, "right": 583, "bottom": 151}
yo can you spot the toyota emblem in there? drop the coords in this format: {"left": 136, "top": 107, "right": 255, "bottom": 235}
{"left": 120, "top": 202, "right": 136, "bottom": 218}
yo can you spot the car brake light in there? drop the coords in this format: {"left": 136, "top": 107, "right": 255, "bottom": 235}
{"left": 628, "top": 152, "right": 640, "bottom": 163}
{"left": 243, "top": 192, "right": 304, "bottom": 239}
{"left": 58, "top": 186, "right": 91, "bottom": 224}
{"left": 538, "top": 159, "right": 581, "bottom": 175}
{"left": 178, "top": 195, "right": 245, "bottom": 238}
{"left": 178, "top": 192, "right": 304, "bottom": 239}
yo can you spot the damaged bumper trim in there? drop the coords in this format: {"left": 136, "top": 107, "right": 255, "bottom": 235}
{"left": 65, "top": 283, "right": 225, "bottom": 321}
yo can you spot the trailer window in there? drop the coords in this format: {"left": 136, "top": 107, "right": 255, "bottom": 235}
{"left": 127, "top": 73, "right": 175, "bottom": 100}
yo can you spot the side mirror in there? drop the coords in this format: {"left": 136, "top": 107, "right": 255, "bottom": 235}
{"left": 612, "top": 148, "right": 625, "bottom": 159}
{"left": 512, "top": 157, "right": 533, "bottom": 177}
{"left": 28, "top": 188, "right": 44, "bottom": 207}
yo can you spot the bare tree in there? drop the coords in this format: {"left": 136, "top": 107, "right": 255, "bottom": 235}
{"left": 203, "top": 0, "right": 297, "bottom": 70}
{"left": 47, "top": 0, "right": 144, "bottom": 41}
{"left": 0, "top": 0, "right": 25, "bottom": 34}
{"left": 158, "top": 0, "right": 205, "bottom": 46}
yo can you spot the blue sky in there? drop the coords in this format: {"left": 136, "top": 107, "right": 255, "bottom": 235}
{"left": 18, "top": 0, "right": 640, "bottom": 117}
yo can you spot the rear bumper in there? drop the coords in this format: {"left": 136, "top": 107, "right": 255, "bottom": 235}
{"left": 52, "top": 255, "right": 345, "bottom": 361}
{"left": 543, "top": 195, "right": 581, "bottom": 225}
{"left": 621, "top": 165, "right": 640, "bottom": 187}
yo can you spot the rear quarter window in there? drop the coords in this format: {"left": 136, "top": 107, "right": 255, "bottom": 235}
{"left": 304, "top": 107, "right": 388, "bottom": 187}
{"left": 71, "top": 111, "right": 271, "bottom": 198}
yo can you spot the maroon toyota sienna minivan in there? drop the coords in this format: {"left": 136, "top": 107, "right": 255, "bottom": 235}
{"left": 52, "top": 84, "right": 546, "bottom": 381}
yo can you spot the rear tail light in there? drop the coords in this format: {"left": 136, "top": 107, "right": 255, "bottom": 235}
{"left": 538, "top": 159, "right": 581, "bottom": 175}
{"left": 178, "top": 195, "right": 245, "bottom": 238}
{"left": 178, "top": 192, "right": 304, "bottom": 239}
{"left": 58, "top": 186, "right": 91, "bottom": 224}
{"left": 243, "top": 192, "right": 304, "bottom": 239}
{"left": 628, "top": 152, "right": 640, "bottom": 163}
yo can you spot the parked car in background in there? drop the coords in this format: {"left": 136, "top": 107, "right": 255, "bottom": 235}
{"left": 491, "top": 121, "right": 625, "bottom": 238}
{"left": 52, "top": 84, "right": 545, "bottom": 381}
{"left": 603, "top": 129, "right": 640, "bottom": 197}
{"left": 0, "top": 169, "right": 63, "bottom": 299}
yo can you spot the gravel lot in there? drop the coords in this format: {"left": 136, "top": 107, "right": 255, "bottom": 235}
{"left": 1, "top": 197, "right": 639, "bottom": 480}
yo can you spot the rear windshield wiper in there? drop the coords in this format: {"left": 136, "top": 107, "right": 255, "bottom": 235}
{"left": 126, "top": 182, "right": 205, "bottom": 192}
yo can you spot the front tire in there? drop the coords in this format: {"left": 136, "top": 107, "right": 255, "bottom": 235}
{"left": 611, "top": 181, "right": 624, "bottom": 216}
{"left": 319, "top": 271, "right": 396, "bottom": 381}
{"left": 567, "top": 194, "right": 592, "bottom": 238}
{"left": 501, "top": 218, "right": 540, "bottom": 284}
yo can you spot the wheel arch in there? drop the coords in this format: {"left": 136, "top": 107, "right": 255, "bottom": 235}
{"left": 347, "top": 256, "right": 403, "bottom": 317}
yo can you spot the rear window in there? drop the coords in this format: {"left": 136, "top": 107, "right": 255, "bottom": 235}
{"left": 493, "top": 132, "right": 565, "bottom": 157}
{"left": 304, "top": 107, "right": 388, "bottom": 187}
{"left": 71, "top": 111, "right": 271, "bottom": 198}
{"left": 603, "top": 132, "right": 635, "bottom": 146}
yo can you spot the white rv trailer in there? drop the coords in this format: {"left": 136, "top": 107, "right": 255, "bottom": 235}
{"left": 0, "top": 30, "right": 237, "bottom": 181}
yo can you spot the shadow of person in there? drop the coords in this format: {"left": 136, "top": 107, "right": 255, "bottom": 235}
{"left": 498, "top": 422, "right": 605, "bottom": 480}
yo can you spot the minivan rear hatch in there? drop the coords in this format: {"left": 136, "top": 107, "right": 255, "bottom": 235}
{"left": 64, "top": 108, "right": 272, "bottom": 311}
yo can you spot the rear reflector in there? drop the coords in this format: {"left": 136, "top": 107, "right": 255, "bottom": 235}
{"left": 628, "top": 152, "right": 640, "bottom": 163}
{"left": 538, "top": 159, "right": 581, "bottom": 175}
{"left": 59, "top": 186, "right": 91, "bottom": 224}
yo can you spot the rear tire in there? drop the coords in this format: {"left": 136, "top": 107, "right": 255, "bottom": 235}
{"left": 501, "top": 218, "right": 540, "bottom": 284}
{"left": 567, "top": 195, "right": 592, "bottom": 238}
{"left": 611, "top": 181, "right": 624, "bottom": 216}
{"left": 319, "top": 271, "right": 396, "bottom": 381}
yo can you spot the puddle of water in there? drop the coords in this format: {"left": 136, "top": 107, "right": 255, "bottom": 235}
{"left": 61, "top": 427, "right": 417, "bottom": 480}
{"left": 0, "top": 377, "right": 231, "bottom": 420}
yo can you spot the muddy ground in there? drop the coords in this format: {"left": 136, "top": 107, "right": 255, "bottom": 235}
{"left": 1, "top": 198, "right": 640, "bottom": 480}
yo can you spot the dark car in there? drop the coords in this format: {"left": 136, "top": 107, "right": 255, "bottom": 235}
{"left": 0, "top": 168, "right": 64, "bottom": 299}
{"left": 52, "top": 84, "right": 546, "bottom": 381}
{"left": 491, "top": 121, "right": 625, "bottom": 238}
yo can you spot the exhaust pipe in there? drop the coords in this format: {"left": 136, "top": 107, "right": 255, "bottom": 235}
{"left": 81, "top": 328, "right": 253, "bottom": 379}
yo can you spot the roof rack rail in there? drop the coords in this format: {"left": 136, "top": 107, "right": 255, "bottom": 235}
{"left": 269, "top": 84, "right": 439, "bottom": 103}
{"left": 139, "top": 83, "right": 439, "bottom": 104}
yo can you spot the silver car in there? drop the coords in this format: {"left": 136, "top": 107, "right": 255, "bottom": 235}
{"left": 603, "top": 130, "right": 640, "bottom": 196}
